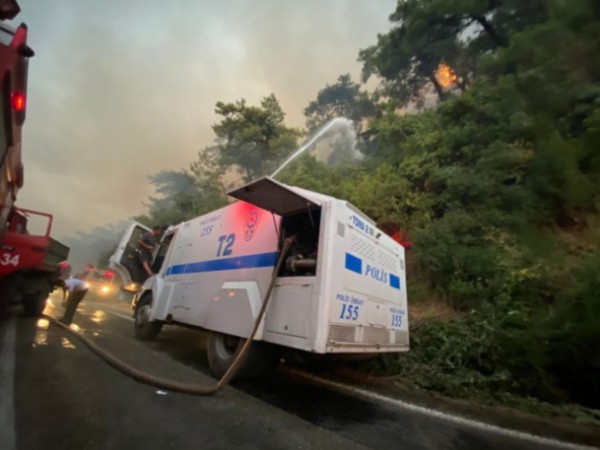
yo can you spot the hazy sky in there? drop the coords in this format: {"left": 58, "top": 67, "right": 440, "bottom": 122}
{"left": 11, "top": 0, "right": 395, "bottom": 239}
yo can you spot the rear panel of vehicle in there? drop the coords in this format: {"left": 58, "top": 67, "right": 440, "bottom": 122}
{"left": 320, "top": 201, "right": 409, "bottom": 353}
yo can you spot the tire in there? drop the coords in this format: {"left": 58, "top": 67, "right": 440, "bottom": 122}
{"left": 206, "top": 331, "right": 280, "bottom": 380}
{"left": 133, "top": 294, "right": 163, "bottom": 341}
{"left": 22, "top": 290, "right": 49, "bottom": 317}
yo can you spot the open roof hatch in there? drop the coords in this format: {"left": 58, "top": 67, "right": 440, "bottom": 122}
{"left": 227, "top": 177, "right": 320, "bottom": 216}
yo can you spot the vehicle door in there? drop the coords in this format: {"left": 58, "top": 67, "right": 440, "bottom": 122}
{"left": 108, "top": 221, "right": 150, "bottom": 292}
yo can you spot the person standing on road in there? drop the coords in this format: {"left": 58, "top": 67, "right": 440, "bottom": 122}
{"left": 137, "top": 225, "right": 161, "bottom": 278}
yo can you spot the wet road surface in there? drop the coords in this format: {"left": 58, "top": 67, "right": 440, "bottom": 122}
{"left": 0, "top": 295, "right": 594, "bottom": 450}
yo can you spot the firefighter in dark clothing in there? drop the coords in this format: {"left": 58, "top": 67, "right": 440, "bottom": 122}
{"left": 138, "top": 225, "right": 161, "bottom": 277}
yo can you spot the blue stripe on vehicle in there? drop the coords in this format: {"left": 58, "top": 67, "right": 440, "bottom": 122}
{"left": 390, "top": 274, "right": 401, "bottom": 290}
{"left": 345, "top": 253, "right": 362, "bottom": 274}
{"left": 167, "top": 265, "right": 186, "bottom": 275}
{"left": 165, "top": 252, "right": 278, "bottom": 276}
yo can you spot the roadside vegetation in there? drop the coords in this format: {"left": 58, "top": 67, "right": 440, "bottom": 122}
{"left": 135, "top": 0, "right": 600, "bottom": 421}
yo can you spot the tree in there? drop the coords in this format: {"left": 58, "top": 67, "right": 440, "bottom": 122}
{"left": 137, "top": 170, "right": 199, "bottom": 227}
{"left": 359, "top": 0, "right": 550, "bottom": 106}
{"left": 188, "top": 145, "right": 229, "bottom": 211}
{"left": 137, "top": 149, "right": 229, "bottom": 227}
{"left": 213, "top": 94, "right": 302, "bottom": 182}
{"left": 363, "top": 0, "right": 599, "bottom": 304}
{"left": 304, "top": 74, "right": 378, "bottom": 131}
{"left": 137, "top": 96, "right": 301, "bottom": 227}
{"left": 359, "top": 1, "right": 468, "bottom": 106}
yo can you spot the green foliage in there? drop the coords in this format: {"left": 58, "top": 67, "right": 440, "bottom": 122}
{"left": 213, "top": 94, "right": 302, "bottom": 182}
{"left": 369, "top": 297, "right": 600, "bottom": 421}
{"left": 544, "top": 249, "right": 600, "bottom": 407}
{"left": 359, "top": 0, "right": 550, "bottom": 106}
{"left": 136, "top": 170, "right": 199, "bottom": 227}
{"left": 351, "top": 0, "right": 600, "bottom": 412}
{"left": 371, "top": 247, "right": 600, "bottom": 411}
{"left": 304, "top": 74, "right": 379, "bottom": 131}
{"left": 276, "top": 154, "right": 343, "bottom": 196}
{"left": 357, "top": 0, "right": 600, "bottom": 312}
{"left": 188, "top": 146, "right": 229, "bottom": 212}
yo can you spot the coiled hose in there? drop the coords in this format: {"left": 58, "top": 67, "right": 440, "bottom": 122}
{"left": 43, "top": 237, "right": 294, "bottom": 396}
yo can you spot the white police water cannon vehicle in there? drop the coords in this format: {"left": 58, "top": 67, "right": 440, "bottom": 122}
{"left": 109, "top": 177, "right": 408, "bottom": 378}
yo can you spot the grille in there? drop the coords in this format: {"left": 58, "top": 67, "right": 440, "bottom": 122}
{"left": 395, "top": 330, "right": 409, "bottom": 344}
{"left": 363, "top": 327, "right": 390, "bottom": 344}
{"left": 377, "top": 249, "right": 398, "bottom": 272}
{"left": 350, "top": 233, "right": 375, "bottom": 261}
{"left": 328, "top": 324, "right": 356, "bottom": 343}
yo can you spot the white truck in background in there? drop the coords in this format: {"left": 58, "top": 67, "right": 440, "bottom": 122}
{"left": 110, "top": 177, "right": 409, "bottom": 377}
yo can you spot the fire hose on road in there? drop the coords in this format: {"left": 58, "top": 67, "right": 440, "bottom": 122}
{"left": 42, "top": 237, "right": 294, "bottom": 396}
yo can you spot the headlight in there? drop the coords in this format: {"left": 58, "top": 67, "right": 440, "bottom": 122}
{"left": 125, "top": 283, "right": 140, "bottom": 292}
{"left": 101, "top": 286, "right": 110, "bottom": 294}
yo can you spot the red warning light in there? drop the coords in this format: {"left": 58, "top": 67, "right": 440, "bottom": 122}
{"left": 12, "top": 91, "right": 26, "bottom": 111}
{"left": 104, "top": 270, "right": 115, "bottom": 279}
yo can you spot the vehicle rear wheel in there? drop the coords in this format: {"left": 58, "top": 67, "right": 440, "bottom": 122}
{"left": 22, "top": 289, "right": 49, "bottom": 317}
{"left": 206, "top": 331, "right": 280, "bottom": 380}
{"left": 133, "top": 294, "right": 162, "bottom": 340}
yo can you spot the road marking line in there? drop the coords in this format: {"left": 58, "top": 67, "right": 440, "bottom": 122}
{"left": 85, "top": 302, "right": 133, "bottom": 322}
{"left": 48, "top": 298, "right": 595, "bottom": 449}
{"left": 287, "top": 369, "right": 597, "bottom": 450}
{"left": 0, "top": 317, "right": 17, "bottom": 450}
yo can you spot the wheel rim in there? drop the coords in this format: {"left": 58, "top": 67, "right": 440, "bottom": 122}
{"left": 136, "top": 303, "right": 151, "bottom": 326}
{"left": 214, "top": 334, "right": 240, "bottom": 361}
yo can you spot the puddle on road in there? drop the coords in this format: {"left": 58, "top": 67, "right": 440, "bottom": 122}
{"left": 32, "top": 318, "right": 49, "bottom": 347}
{"left": 61, "top": 337, "right": 76, "bottom": 349}
{"left": 90, "top": 310, "right": 107, "bottom": 325}
{"left": 30, "top": 313, "right": 86, "bottom": 350}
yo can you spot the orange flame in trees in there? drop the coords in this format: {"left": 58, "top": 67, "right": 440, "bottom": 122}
{"left": 435, "top": 63, "right": 458, "bottom": 88}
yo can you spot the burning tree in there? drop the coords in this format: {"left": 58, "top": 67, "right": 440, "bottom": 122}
{"left": 435, "top": 63, "right": 459, "bottom": 90}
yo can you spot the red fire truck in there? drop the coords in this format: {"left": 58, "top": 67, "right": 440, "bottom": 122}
{"left": 0, "top": 1, "right": 69, "bottom": 315}
{"left": 0, "top": 208, "right": 69, "bottom": 315}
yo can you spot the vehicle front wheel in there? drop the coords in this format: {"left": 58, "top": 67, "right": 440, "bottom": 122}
{"left": 133, "top": 294, "right": 162, "bottom": 341}
{"left": 206, "top": 331, "right": 280, "bottom": 380}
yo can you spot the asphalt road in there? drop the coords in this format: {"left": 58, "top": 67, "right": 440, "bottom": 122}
{"left": 0, "top": 295, "right": 595, "bottom": 450}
